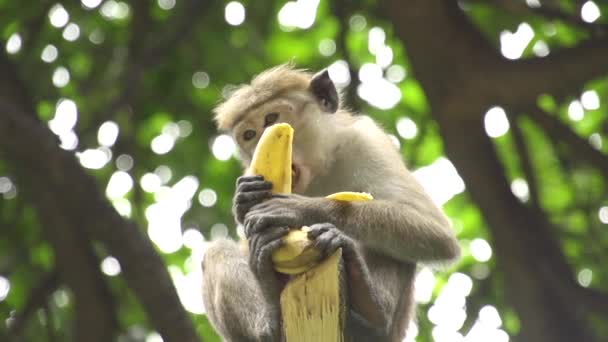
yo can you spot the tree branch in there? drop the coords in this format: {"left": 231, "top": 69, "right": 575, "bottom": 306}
{"left": 79, "top": 0, "right": 213, "bottom": 137}
{"left": 527, "top": 106, "right": 608, "bottom": 177}
{"left": 497, "top": 36, "right": 608, "bottom": 106}
{"left": 488, "top": 0, "right": 608, "bottom": 35}
{"left": 8, "top": 272, "right": 59, "bottom": 338}
{"left": 0, "top": 102, "right": 201, "bottom": 342}
{"left": 511, "top": 114, "right": 540, "bottom": 207}
{"left": 384, "top": 1, "right": 597, "bottom": 340}
{"left": 331, "top": 0, "right": 362, "bottom": 112}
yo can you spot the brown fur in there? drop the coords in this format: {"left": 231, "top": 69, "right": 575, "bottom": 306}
{"left": 214, "top": 64, "right": 313, "bottom": 131}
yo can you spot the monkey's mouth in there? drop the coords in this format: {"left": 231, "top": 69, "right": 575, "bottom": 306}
{"left": 291, "top": 164, "right": 300, "bottom": 191}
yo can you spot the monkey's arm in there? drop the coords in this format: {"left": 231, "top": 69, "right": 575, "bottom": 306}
{"left": 246, "top": 189, "right": 459, "bottom": 264}
{"left": 332, "top": 192, "right": 460, "bottom": 263}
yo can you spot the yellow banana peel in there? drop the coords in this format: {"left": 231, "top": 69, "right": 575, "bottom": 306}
{"left": 247, "top": 123, "right": 293, "bottom": 194}
{"left": 326, "top": 191, "right": 373, "bottom": 201}
{"left": 247, "top": 123, "right": 372, "bottom": 275}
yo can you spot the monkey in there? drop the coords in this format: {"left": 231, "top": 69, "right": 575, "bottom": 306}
{"left": 201, "top": 64, "right": 460, "bottom": 342}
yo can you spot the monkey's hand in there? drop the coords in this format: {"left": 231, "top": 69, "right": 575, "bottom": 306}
{"left": 248, "top": 225, "right": 290, "bottom": 304}
{"left": 244, "top": 194, "right": 327, "bottom": 237}
{"left": 306, "top": 222, "right": 356, "bottom": 258}
{"left": 233, "top": 175, "right": 274, "bottom": 225}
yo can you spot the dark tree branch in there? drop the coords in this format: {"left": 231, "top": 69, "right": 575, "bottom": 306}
{"left": 8, "top": 272, "right": 59, "bottom": 338}
{"left": 527, "top": 106, "right": 608, "bottom": 177}
{"left": 331, "top": 0, "right": 362, "bottom": 112}
{"left": 576, "top": 285, "right": 608, "bottom": 317}
{"left": 384, "top": 1, "right": 598, "bottom": 340}
{"left": 510, "top": 114, "right": 540, "bottom": 207}
{"left": 497, "top": 36, "right": 608, "bottom": 107}
{"left": 487, "top": 0, "right": 608, "bottom": 34}
{"left": 0, "top": 103, "right": 201, "bottom": 342}
{"left": 79, "top": 0, "right": 212, "bottom": 137}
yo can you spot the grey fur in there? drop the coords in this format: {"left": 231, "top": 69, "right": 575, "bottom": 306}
{"left": 202, "top": 66, "right": 460, "bottom": 341}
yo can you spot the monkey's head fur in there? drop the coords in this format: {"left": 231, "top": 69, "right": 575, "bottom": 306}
{"left": 214, "top": 64, "right": 354, "bottom": 193}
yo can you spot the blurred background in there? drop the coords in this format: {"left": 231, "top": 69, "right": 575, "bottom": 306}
{"left": 1, "top": 0, "right": 607, "bottom": 341}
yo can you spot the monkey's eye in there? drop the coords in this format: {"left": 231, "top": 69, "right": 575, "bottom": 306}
{"left": 264, "top": 112, "right": 279, "bottom": 127}
{"left": 243, "top": 130, "right": 256, "bottom": 141}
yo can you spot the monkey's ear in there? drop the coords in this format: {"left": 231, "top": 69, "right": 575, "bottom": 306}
{"left": 310, "top": 70, "right": 339, "bottom": 113}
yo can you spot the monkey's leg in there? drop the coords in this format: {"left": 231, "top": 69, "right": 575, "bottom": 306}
{"left": 202, "top": 238, "right": 282, "bottom": 342}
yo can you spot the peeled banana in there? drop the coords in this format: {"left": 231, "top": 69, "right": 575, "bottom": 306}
{"left": 247, "top": 123, "right": 372, "bottom": 275}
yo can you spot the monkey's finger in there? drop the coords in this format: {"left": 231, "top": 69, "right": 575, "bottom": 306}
{"left": 257, "top": 238, "right": 285, "bottom": 272}
{"left": 248, "top": 214, "right": 295, "bottom": 236}
{"left": 248, "top": 196, "right": 292, "bottom": 211}
{"left": 307, "top": 223, "right": 333, "bottom": 239}
{"left": 249, "top": 234, "right": 261, "bottom": 271}
{"left": 236, "top": 175, "right": 264, "bottom": 185}
{"left": 250, "top": 227, "right": 287, "bottom": 274}
{"left": 237, "top": 180, "right": 273, "bottom": 195}
{"left": 235, "top": 190, "right": 273, "bottom": 205}
{"left": 313, "top": 230, "right": 338, "bottom": 255}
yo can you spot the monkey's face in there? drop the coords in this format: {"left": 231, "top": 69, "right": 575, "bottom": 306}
{"left": 232, "top": 93, "right": 327, "bottom": 194}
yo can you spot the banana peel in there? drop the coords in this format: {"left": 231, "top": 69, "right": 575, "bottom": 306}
{"left": 247, "top": 123, "right": 373, "bottom": 275}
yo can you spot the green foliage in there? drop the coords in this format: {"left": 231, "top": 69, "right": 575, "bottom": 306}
{"left": 1, "top": 1, "right": 607, "bottom": 341}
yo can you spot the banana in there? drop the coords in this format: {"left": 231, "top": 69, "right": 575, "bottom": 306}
{"left": 247, "top": 123, "right": 373, "bottom": 275}
{"left": 247, "top": 123, "right": 293, "bottom": 194}
{"left": 326, "top": 191, "right": 374, "bottom": 201}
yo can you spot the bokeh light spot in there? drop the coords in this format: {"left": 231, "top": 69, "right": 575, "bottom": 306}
{"left": 192, "top": 71, "right": 210, "bottom": 89}
{"left": 581, "top": 90, "right": 600, "bottom": 110}
{"left": 106, "top": 171, "right": 134, "bottom": 199}
{"left": 396, "top": 117, "right": 418, "bottom": 139}
{"left": 484, "top": 106, "right": 510, "bottom": 138}
{"left": 210, "top": 223, "right": 229, "bottom": 240}
{"left": 41, "top": 44, "right": 58, "bottom": 63}
{"left": 212, "top": 134, "right": 236, "bottom": 161}
{"left": 0, "top": 276, "right": 9, "bottom": 301}
{"left": 348, "top": 14, "right": 366, "bottom": 32}
{"left": 598, "top": 206, "right": 608, "bottom": 224}
{"left": 500, "top": 22, "right": 534, "bottom": 60}
{"left": 6, "top": 33, "right": 22, "bottom": 54}
{"left": 98, "top": 121, "right": 119, "bottom": 147}
{"left": 532, "top": 40, "right": 549, "bottom": 57}
{"left": 52, "top": 66, "right": 70, "bottom": 88}
{"left": 510, "top": 178, "right": 529, "bottom": 202}
{"left": 581, "top": 1, "right": 601, "bottom": 23}
{"left": 49, "top": 4, "right": 69, "bottom": 28}
{"left": 151, "top": 134, "right": 175, "bottom": 154}
{"left": 183, "top": 229, "right": 205, "bottom": 250}
{"left": 116, "top": 154, "right": 134, "bottom": 171}
{"left": 77, "top": 148, "right": 111, "bottom": 169}
{"left": 49, "top": 99, "right": 78, "bottom": 136}
{"left": 578, "top": 268, "right": 593, "bottom": 287}
{"left": 82, "top": 0, "right": 103, "bottom": 10}
{"left": 62, "top": 23, "right": 80, "bottom": 41}
{"left": 318, "top": 39, "right": 336, "bottom": 56}
{"left": 327, "top": 60, "right": 351, "bottom": 88}
{"left": 470, "top": 238, "right": 492, "bottom": 262}
{"left": 568, "top": 100, "right": 585, "bottom": 121}
{"left": 141, "top": 173, "right": 162, "bottom": 193}
{"left": 386, "top": 65, "right": 406, "bottom": 83}
{"left": 101, "top": 256, "right": 121, "bottom": 276}
{"left": 158, "top": 0, "right": 176, "bottom": 10}
{"left": 198, "top": 188, "right": 218, "bottom": 207}
{"left": 414, "top": 267, "right": 435, "bottom": 304}
{"left": 225, "top": 1, "right": 246, "bottom": 26}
